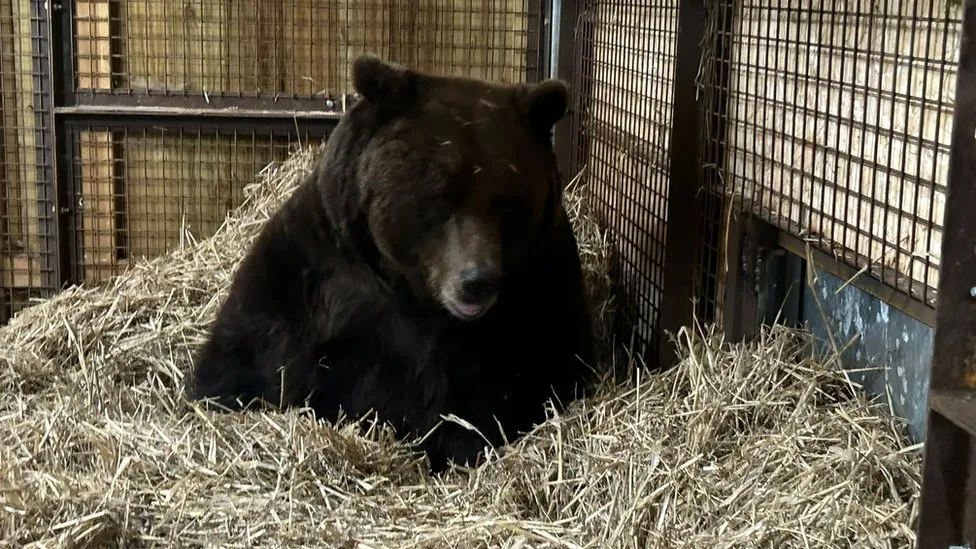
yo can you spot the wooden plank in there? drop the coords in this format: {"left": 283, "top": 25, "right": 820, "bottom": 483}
{"left": 931, "top": 390, "right": 976, "bottom": 438}
{"left": 0, "top": 0, "right": 18, "bottom": 248}
{"left": 74, "top": 2, "right": 118, "bottom": 284}
{"left": 917, "top": 1, "right": 976, "bottom": 545}
{"left": 388, "top": 0, "right": 419, "bottom": 71}
{"left": 74, "top": 0, "right": 112, "bottom": 90}
{"left": 78, "top": 130, "right": 119, "bottom": 283}
{"left": 123, "top": 133, "right": 174, "bottom": 259}
{"left": 281, "top": 0, "right": 343, "bottom": 97}
{"left": 117, "top": 0, "right": 179, "bottom": 91}
{"left": 122, "top": 132, "right": 285, "bottom": 261}
{"left": 343, "top": 0, "right": 388, "bottom": 94}
{"left": 117, "top": 0, "right": 232, "bottom": 93}
{"left": 483, "top": 0, "right": 529, "bottom": 83}
{"left": 107, "top": 0, "right": 531, "bottom": 98}
{"left": 335, "top": 0, "right": 529, "bottom": 91}
{"left": 185, "top": 0, "right": 229, "bottom": 95}
{"left": 579, "top": 4, "right": 679, "bottom": 354}
{"left": 1, "top": 253, "right": 36, "bottom": 287}
{"left": 223, "top": 0, "right": 282, "bottom": 94}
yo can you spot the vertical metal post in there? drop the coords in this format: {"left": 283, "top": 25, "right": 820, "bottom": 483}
{"left": 552, "top": 0, "right": 590, "bottom": 186}
{"left": 50, "top": 0, "right": 73, "bottom": 289}
{"left": 722, "top": 212, "right": 782, "bottom": 343}
{"left": 547, "top": 0, "right": 559, "bottom": 81}
{"left": 526, "top": 0, "right": 543, "bottom": 83}
{"left": 32, "top": 0, "right": 58, "bottom": 294}
{"left": 915, "top": 0, "right": 976, "bottom": 546}
{"left": 658, "top": 0, "right": 707, "bottom": 367}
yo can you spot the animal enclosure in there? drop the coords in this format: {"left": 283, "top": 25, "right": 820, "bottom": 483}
{"left": 2, "top": 0, "right": 975, "bottom": 543}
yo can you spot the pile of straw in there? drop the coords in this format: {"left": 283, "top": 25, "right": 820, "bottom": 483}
{"left": 0, "top": 145, "right": 922, "bottom": 548}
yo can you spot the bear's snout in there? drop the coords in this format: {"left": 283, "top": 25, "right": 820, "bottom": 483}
{"left": 458, "top": 266, "right": 500, "bottom": 304}
{"left": 441, "top": 262, "right": 500, "bottom": 321}
{"left": 431, "top": 213, "right": 503, "bottom": 321}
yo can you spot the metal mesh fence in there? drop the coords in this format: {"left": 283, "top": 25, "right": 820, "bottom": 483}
{"left": 70, "top": 0, "right": 542, "bottom": 105}
{"left": 570, "top": 1, "right": 678, "bottom": 359}
{"left": 64, "top": 123, "right": 324, "bottom": 284}
{"left": 705, "top": 0, "right": 960, "bottom": 310}
{"left": 1, "top": 0, "right": 57, "bottom": 323}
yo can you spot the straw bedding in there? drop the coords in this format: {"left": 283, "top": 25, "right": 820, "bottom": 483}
{"left": 0, "top": 144, "right": 922, "bottom": 548}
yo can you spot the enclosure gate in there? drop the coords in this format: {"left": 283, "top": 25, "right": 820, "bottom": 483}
{"left": 0, "top": 0, "right": 549, "bottom": 324}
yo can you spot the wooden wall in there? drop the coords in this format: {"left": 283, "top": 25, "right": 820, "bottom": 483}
{"left": 76, "top": 0, "right": 532, "bottom": 96}
{"left": 74, "top": 128, "right": 300, "bottom": 283}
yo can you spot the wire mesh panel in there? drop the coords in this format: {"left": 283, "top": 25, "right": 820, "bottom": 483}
{"left": 1, "top": 0, "right": 57, "bottom": 323}
{"left": 65, "top": 123, "right": 325, "bottom": 284}
{"left": 70, "top": 0, "right": 542, "bottom": 104}
{"left": 694, "top": 1, "right": 735, "bottom": 328}
{"left": 707, "top": 0, "right": 961, "bottom": 309}
{"left": 570, "top": 0, "right": 678, "bottom": 359}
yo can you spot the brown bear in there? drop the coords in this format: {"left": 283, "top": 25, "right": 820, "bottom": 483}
{"left": 184, "top": 54, "right": 596, "bottom": 472}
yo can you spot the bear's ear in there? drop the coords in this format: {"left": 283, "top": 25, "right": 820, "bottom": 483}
{"left": 517, "top": 79, "right": 570, "bottom": 136}
{"left": 352, "top": 54, "right": 418, "bottom": 106}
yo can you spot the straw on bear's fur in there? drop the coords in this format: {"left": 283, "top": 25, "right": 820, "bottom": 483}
{"left": 0, "top": 144, "right": 922, "bottom": 548}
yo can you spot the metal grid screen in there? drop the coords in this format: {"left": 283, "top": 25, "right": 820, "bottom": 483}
{"left": 70, "top": 0, "right": 542, "bottom": 105}
{"left": 65, "top": 123, "right": 324, "bottom": 284}
{"left": 695, "top": 1, "right": 734, "bottom": 327}
{"left": 570, "top": 1, "right": 678, "bottom": 359}
{"left": 705, "top": 0, "right": 960, "bottom": 310}
{"left": 1, "top": 0, "right": 57, "bottom": 323}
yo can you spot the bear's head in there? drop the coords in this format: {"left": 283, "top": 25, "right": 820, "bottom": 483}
{"left": 323, "top": 54, "right": 571, "bottom": 321}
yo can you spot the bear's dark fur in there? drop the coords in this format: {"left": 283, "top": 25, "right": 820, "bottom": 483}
{"left": 185, "top": 55, "right": 596, "bottom": 472}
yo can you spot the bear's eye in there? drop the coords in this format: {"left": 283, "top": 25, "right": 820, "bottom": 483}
{"left": 493, "top": 196, "right": 532, "bottom": 236}
{"left": 419, "top": 200, "right": 452, "bottom": 233}
{"left": 441, "top": 180, "right": 467, "bottom": 207}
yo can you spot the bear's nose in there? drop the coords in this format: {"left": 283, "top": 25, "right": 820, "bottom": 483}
{"left": 459, "top": 267, "right": 500, "bottom": 304}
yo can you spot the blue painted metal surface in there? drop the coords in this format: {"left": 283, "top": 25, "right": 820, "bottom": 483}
{"left": 801, "top": 269, "right": 933, "bottom": 443}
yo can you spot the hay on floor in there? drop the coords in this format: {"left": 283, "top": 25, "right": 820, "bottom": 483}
{"left": 0, "top": 144, "right": 922, "bottom": 548}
